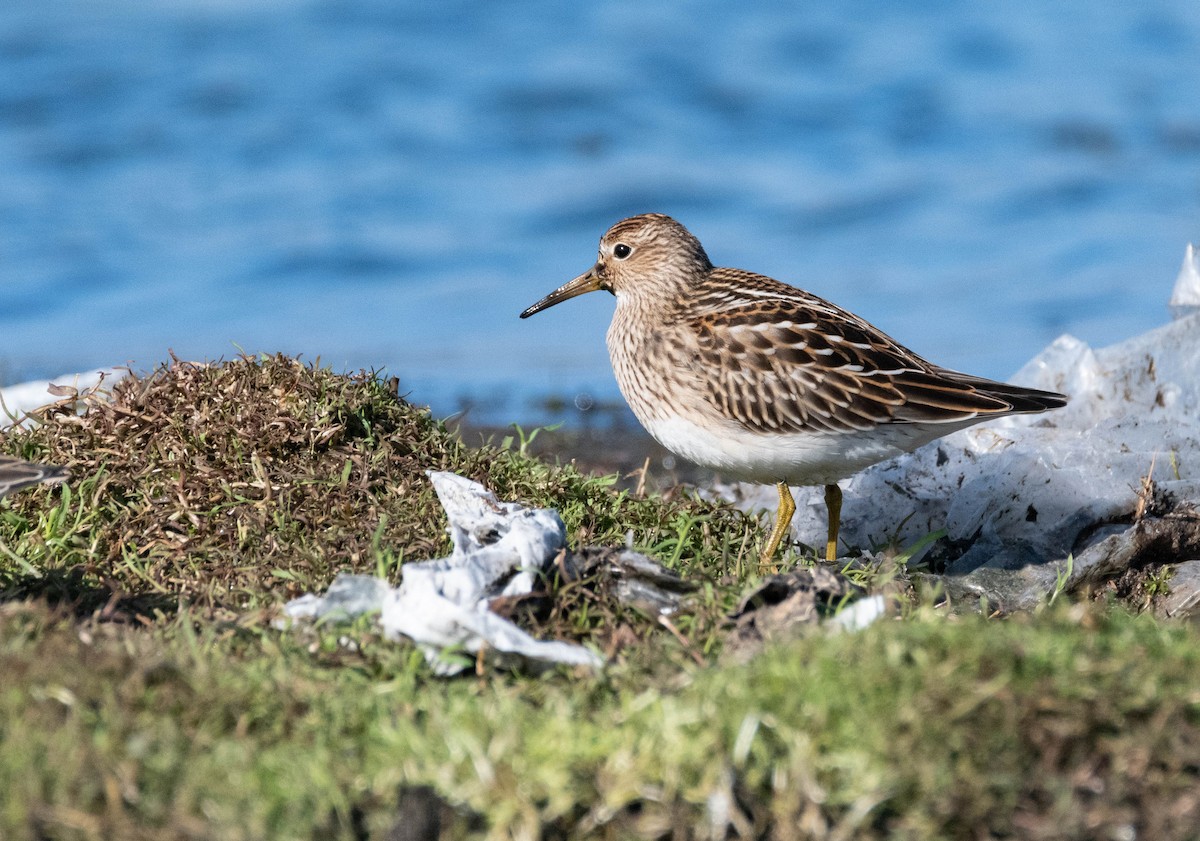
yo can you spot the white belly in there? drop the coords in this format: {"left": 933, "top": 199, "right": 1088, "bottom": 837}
{"left": 639, "top": 411, "right": 967, "bottom": 486}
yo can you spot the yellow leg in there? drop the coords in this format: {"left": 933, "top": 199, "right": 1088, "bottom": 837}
{"left": 824, "top": 483, "right": 842, "bottom": 562}
{"left": 760, "top": 482, "right": 796, "bottom": 567}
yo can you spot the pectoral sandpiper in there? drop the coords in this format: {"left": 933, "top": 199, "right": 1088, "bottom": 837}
{"left": 520, "top": 213, "right": 1067, "bottom": 565}
{"left": 0, "top": 455, "right": 68, "bottom": 499}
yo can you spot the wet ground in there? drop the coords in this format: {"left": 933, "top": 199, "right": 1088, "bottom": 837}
{"left": 453, "top": 420, "right": 712, "bottom": 495}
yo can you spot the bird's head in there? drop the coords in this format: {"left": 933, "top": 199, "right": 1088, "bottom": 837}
{"left": 519, "top": 213, "right": 712, "bottom": 318}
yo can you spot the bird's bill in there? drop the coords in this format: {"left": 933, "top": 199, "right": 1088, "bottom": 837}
{"left": 519, "top": 266, "right": 604, "bottom": 318}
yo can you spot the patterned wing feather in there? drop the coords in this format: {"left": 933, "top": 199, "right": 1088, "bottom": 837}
{"left": 690, "top": 270, "right": 1065, "bottom": 435}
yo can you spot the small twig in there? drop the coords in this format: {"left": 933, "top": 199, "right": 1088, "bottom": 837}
{"left": 632, "top": 456, "right": 651, "bottom": 499}
{"left": 1134, "top": 454, "right": 1158, "bottom": 522}
{"left": 658, "top": 615, "right": 706, "bottom": 666}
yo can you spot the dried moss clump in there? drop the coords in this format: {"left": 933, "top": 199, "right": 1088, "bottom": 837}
{"left": 0, "top": 354, "right": 759, "bottom": 624}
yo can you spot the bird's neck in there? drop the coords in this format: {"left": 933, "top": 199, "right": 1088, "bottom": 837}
{"left": 613, "top": 279, "right": 690, "bottom": 322}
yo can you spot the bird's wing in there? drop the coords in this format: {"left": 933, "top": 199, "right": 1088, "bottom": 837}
{"left": 0, "top": 455, "right": 69, "bottom": 499}
{"left": 688, "top": 271, "right": 1023, "bottom": 435}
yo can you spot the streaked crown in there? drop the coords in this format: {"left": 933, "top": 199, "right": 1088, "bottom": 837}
{"left": 594, "top": 213, "right": 713, "bottom": 297}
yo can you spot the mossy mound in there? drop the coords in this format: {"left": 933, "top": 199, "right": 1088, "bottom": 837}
{"left": 1, "top": 354, "right": 758, "bottom": 641}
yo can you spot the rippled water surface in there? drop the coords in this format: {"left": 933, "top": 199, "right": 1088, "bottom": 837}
{"left": 2, "top": 0, "right": 1199, "bottom": 423}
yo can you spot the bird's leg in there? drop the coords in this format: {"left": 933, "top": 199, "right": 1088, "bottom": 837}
{"left": 760, "top": 481, "right": 796, "bottom": 567}
{"left": 824, "top": 483, "right": 842, "bottom": 562}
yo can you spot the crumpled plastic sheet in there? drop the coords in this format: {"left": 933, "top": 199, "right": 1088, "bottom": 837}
{"left": 561, "top": 545, "right": 697, "bottom": 615}
{"left": 726, "top": 244, "right": 1200, "bottom": 596}
{"left": 283, "top": 471, "right": 604, "bottom": 675}
{"left": 0, "top": 368, "right": 126, "bottom": 429}
{"left": 1170, "top": 242, "right": 1200, "bottom": 319}
{"left": 723, "top": 568, "right": 890, "bottom": 662}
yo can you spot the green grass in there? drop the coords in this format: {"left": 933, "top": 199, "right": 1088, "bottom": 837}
{"left": 1, "top": 355, "right": 1199, "bottom": 840}
{"left": 3, "top": 603, "right": 1198, "bottom": 840}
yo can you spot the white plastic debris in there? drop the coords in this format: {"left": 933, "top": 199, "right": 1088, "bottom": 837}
{"left": 280, "top": 574, "right": 391, "bottom": 621}
{"left": 1170, "top": 242, "right": 1200, "bottom": 319}
{"left": 283, "top": 472, "right": 604, "bottom": 675}
{"left": 828, "top": 594, "right": 888, "bottom": 632}
{"left": 0, "top": 368, "right": 126, "bottom": 429}
{"left": 728, "top": 245, "right": 1200, "bottom": 591}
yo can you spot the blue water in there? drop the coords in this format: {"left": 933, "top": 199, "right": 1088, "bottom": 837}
{"left": 2, "top": 0, "right": 1199, "bottom": 424}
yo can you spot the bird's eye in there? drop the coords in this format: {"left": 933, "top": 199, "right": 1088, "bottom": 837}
{"left": 613, "top": 243, "right": 632, "bottom": 260}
